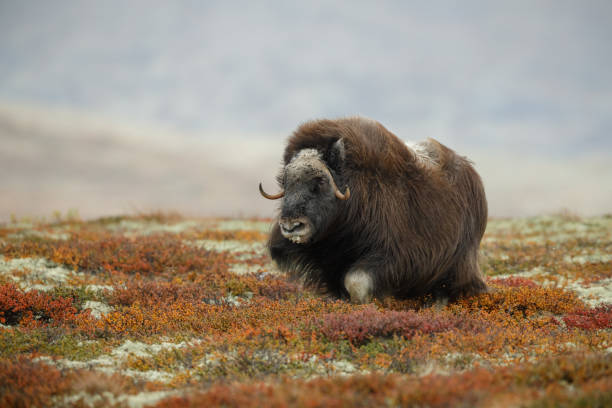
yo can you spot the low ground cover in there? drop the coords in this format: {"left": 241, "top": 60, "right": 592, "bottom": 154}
{"left": 0, "top": 213, "right": 610, "bottom": 407}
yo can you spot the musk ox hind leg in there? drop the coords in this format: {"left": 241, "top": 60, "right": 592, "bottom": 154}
{"left": 448, "top": 248, "right": 489, "bottom": 300}
{"left": 344, "top": 268, "right": 374, "bottom": 304}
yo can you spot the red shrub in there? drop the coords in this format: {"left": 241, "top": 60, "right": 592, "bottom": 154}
{"left": 563, "top": 304, "right": 612, "bottom": 330}
{"left": 152, "top": 353, "right": 612, "bottom": 408}
{"left": 108, "top": 281, "right": 221, "bottom": 307}
{"left": 2, "top": 232, "right": 232, "bottom": 277}
{"left": 316, "top": 306, "right": 462, "bottom": 344}
{"left": 0, "top": 357, "right": 72, "bottom": 407}
{"left": 254, "top": 277, "right": 299, "bottom": 300}
{"left": 0, "top": 283, "right": 80, "bottom": 327}
{"left": 456, "top": 286, "right": 583, "bottom": 317}
{"left": 490, "top": 276, "right": 539, "bottom": 288}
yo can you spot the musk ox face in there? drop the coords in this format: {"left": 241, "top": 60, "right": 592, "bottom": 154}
{"left": 279, "top": 149, "right": 338, "bottom": 244}
{"left": 259, "top": 143, "right": 350, "bottom": 245}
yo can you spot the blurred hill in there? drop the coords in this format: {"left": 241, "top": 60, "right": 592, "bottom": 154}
{"left": 1, "top": 102, "right": 610, "bottom": 221}
{"left": 0, "top": 103, "right": 281, "bottom": 221}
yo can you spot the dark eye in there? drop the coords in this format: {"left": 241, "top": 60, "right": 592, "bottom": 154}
{"left": 310, "top": 178, "right": 325, "bottom": 194}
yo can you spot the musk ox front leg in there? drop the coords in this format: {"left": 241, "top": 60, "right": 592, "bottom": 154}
{"left": 344, "top": 268, "right": 374, "bottom": 304}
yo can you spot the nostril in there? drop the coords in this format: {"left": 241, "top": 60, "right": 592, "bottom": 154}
{"left": 280, "top": 219, "right": 306, "bottom": 233}
{"left": 282, "top": 222, "right": 303, "bottom": 233}
{"left": 291, "top": 221, "right": 303, "bottom": 230}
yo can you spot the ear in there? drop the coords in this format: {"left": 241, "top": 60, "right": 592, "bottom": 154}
{"left": 325, "top": 138, "right": 345, "bottom": 171}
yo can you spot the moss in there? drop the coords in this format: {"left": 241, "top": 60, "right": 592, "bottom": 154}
{"left": 358, "top": 338, "right": 389, "bottom": 357}
{"left": 0, "top": 329, "right": 106, "bottom": 361}
{"left": 193, "top": 349, "right": 300, "bottom": 383}
{"left": 528, "top": 390, "right": 612, "bottom": 408}
{"left": 224, "top": 279, "right": 253, "bottom": 297}
{"left": 48, "top": 285, "right": 107, "bottom": 308}
{"left": 124, "top": 347, "right": 202, "bottom": 373}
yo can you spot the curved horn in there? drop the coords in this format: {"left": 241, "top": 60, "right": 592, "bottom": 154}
{"left": 334, "top": 185, "right": 351, "bottom": 201}
{"left": 259, "top": 182, "right": 284, "bottom": 200}
{"left": 321, "top": 167, "right": 351, "bottom": 201}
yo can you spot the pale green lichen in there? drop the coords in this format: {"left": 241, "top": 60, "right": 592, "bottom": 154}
{"left": 563, "top": 252, "right": 612, "bottom": 265}
{"left": 493, "top": 267, "right": 549, "bottom": 280}
{"left": 229, "top": 262, "right": 280, "bottom": 276}
{"left": 190, "top": 239, "right": 265, "bottom": 254}
{"left": 0, "top": 256, "right": 74, "bottom": 291}
{"left": 34, "top": 339, "right": 201, "bottom": 385}
{"left": 214, "top": 220, "right": 272, "bottom": 233}
{"left": 5, "top": 229, "right": 70, "bottom": 241}
{"left": 111, "top": 340, "right": 197, "bottom": 359}
{"left": 105, "top": 219, "right": 202, "bottom": 235}
{"left": 61, "top": 390, "right": 179, "bottom": 408}
{"left": 85, "top": 284, "right": 114, "bottom": 293}
{"left": 193, "top": 349, "right": 356, "bottom": 381}
{"left": 82, "top": 300, "right": 113, "bottom": 319}
{"left": 485, "top": 215, "right": 611, "bottom": 243}
{"left": 565, "top": 278, "right": 612, "bottom": 306}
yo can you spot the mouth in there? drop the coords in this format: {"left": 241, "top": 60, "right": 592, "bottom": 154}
{"left": 279, "top": 217, "right": 313, "bottom": 244}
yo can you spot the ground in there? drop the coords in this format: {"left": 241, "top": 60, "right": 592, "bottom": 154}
{"left": 0, "top": 212, "right": 610, "bottom": 407}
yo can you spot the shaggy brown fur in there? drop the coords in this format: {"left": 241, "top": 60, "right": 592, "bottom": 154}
{"left": 266, "top": 117, "right": 488, "bottom": 302}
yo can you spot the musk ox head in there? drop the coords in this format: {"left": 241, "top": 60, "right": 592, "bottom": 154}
{"left": 259, "top": 140, "right": 349, "bottom": 245}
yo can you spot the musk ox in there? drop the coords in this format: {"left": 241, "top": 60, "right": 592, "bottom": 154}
{"left": 259, "top": 117, "right": 488, "bottom": 303}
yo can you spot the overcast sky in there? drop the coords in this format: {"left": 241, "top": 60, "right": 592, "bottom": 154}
{"left": 1, "top": 1, "right": 611, "bottom": 154}
{"left": 1, "top": 1, "right": 611, "bottom": 219}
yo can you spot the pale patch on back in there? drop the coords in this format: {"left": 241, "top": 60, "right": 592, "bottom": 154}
{"left": 405, "top": 140, "right": 439, "bottom": 169}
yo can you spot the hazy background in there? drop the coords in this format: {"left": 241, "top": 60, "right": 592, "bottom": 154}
{"left": 1, "top": 0, "right": 611, "bottom": 221}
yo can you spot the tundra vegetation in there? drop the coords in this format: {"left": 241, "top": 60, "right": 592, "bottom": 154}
{"left": 0, "top": 212, "right": 610, "bottom": 407}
